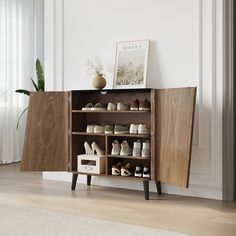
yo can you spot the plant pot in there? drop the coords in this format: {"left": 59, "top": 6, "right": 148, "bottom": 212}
{"left": 92, "top": 74, "right": 106, "bottom": 90}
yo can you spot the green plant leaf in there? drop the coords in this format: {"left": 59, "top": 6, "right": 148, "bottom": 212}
{"left": 15, "top": 89, "right": 30, "bottom": 96}
{"left": 31, "top": 77, "right": 39, "bottom": 91}
{"left": 16, "top": 107, "right": 28, "bottom": 130}
{"left": 36, "top": 58, "right": 44, "bottom": 82}
{"left": 38, "top": 79, "right": 44, "bottom": 91}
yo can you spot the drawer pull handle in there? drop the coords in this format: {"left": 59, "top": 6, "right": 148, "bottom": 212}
{"left": 85, "top": 166, "right": 93, "bottom": 170}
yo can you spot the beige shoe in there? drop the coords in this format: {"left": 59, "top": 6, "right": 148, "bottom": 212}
{"left": 94, "top": 125, "right": 105, "bottom": 133}
{"left": 86, "top": 125, "right": 94, "bottom": 133}
{"left": 84, "top": 141, "right": 93, "bottom": 155}
{"left": 120, "top": 140, "right": 132, "bottom": 156}
{"left": 91, "top": 142, "right": 105, "bottom": 155}
{"left": 138, "top": 124, "right": 149, "bottom": 134}
{"left": 117, "top": 102, "right": 129, "bottom": 111}
{"left": 82, "top": 103, "right": 93, "bottom": 111}
{"left": 91, "top": 103, "right": 106, "bottom": 111}
{"left": 107, "top": 103, "right": 117, "bottom": 111}
{"left": 111, "top": 140, "right": 120, "bottom": 155}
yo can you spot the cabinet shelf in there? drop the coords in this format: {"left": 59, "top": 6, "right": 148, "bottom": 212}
{"left": 107, "top": 155, "right": 150, "bottom": 160}
{"left": 71, "top": 132, "right": 150, "bottom": 138}
{"left": 72, "top": 171, "right": 150, "bottom": 181}
{"left": 72, "top": 110, "right": 150, "bottom": 114}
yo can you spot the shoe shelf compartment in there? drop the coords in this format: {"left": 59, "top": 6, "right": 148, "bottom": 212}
{"left": 72, "top": 110, "right": 150, "bottom": 114}
{"left": 71, "top": 132, "right": 150, "bottom": 138}
{"left": 71, "top": 112, "right": 150, "bottom": 132}
{"left": 70, "top": 89, "right": 152, "bottom": 181}
{"left": 107, "top": 155, "right": 150, "bottom": 160}
{"left": 71, "top": 89, "right": 151, "bottom": 111}
{"left": 71, "top": 171, "right": 150, "bottom": 181}
{"left": 106, "top": 156, "right": 151, "bottom": 180}
{"left": 70, "top": 135, "right": 152, "bottom": 177}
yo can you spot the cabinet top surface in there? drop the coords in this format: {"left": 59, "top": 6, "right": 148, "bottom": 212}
{"left": 70, "top": 87, "right": 196, "bottom": 93}
{"left": 71, "top": 88, "right": 152, "bottom": 93}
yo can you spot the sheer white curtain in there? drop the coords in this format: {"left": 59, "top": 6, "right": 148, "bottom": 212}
{"left": 0, "top": 0, "right": 43, "bottom": 164}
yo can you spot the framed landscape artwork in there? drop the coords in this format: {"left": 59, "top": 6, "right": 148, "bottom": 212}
{"left": 113, "top": 40, "right": 150, "bottom": 89}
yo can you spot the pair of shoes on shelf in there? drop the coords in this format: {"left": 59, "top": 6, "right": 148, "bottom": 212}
{"left": 115, "top": 125, "right": 149, "bottom": 135}
{"left": 130, "top": 124, "right": 149, "bottom": 134}
{"left": 111, "top": 140, "right": 150, "bottom": 157}
{"left": 133, "top": 140, "right": 150, "bottom": 158}
{"left": 111, "top": 140, "right": 132, "bottom": 156}
{"left": 112, "top": 162, "right": 134, "bottom": 176}
{"left": 86, "top": 125, "right": 115, "bottom": 134}
{"left": 134, "top": 164, "right": 150, "bottom": 178}
{"left": 84, "top": 141, "right": 104, "bottom": 155}
{"left": 86, "top": 124, "right": 149, "bottom": 135}
{"left": 86, "top": 125, "right": 105, "bottom": 133}
{"left": 130, "top": 99, "right": 150, "bottom": 111}
{"left": 82, "top": 103, "right": 106, "bottom": 111}
{"left": 107, "top": 102, "right": 129, "bottom": 111}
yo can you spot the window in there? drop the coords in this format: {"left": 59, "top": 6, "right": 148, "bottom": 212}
{"left": 0, "top": 0, "right": 23, "bottom": 107}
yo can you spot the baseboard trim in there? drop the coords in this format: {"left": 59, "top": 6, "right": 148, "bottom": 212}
{"left": 43, "top": 172, "right": 222, "bottom": 200}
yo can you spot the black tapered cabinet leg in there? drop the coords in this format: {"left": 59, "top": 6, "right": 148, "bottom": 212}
{"left": 143, "top": 180, "right": 150, "bottom": 200}
{"left": 156, "top": 181, "right": 162, "bottom": 195}
{"left": 71, "top": 174, "right": 78, "bottom": 190}
{"left": 87, "top": 175, "right": 92, "bottom": 186}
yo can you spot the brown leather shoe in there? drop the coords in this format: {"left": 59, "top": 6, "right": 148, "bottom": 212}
{"left": 139, "top": 99, "right": 150, "bottom": 111}
{"left": 112, "top": 162, "right": 123, "bottom": 175}
{"left": 130, "top": 99, "right": 139, "bottom": 111}
{"left": 121, "top": 163, "right": 134, "bottom": 176}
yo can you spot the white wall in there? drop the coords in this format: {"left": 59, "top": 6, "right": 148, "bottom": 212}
{"left": 43, "top": 0, "right": 223, "bottom": 200}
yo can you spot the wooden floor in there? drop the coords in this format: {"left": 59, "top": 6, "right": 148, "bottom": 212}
{"left": 0, "top": 163, "right": 236, "bottom": 236}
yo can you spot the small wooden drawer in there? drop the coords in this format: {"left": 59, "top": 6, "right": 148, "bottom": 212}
{"left": 77, "top": 155, "right": 105, "bottom": 174}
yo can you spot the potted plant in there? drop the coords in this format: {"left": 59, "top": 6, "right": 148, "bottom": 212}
{"left": 86, "top": 57, "right": 106, "bottom": 90}
{"left": 15, "top": 58, "right": 44, "bottom": 129}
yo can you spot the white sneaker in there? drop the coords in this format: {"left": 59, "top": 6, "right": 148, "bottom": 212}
{"left": 129, "top": 124, "right": 139, "bottom": 134}
{"left": 132, "top": 140, "right": 141, "bottom": 157}
{"left": 86, "top": 125, "right": 94, "bottom": 133}
{"left": 142, "top": 140, "right": 150, "bottom": 158}
{"left": 138, "top": 124, "right": 149, "bottom": 134}
{"left": 111, "top": 140, "right": 120, "bottom": 155}
{"left": 120, "top": 141, "right": 132, "bottom": 156}
{"left": 107, "top": 103, "right": 117, "bottom": 111}
{"left": 117, "top": 102, "right": 129, "bottom": 111}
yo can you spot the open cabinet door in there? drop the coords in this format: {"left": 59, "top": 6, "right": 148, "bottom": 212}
{"left": 155, "top": 87, "right": 196, "bottom": 188}
{"left": 21, "top": 92, "right": 70, "bottom": 171}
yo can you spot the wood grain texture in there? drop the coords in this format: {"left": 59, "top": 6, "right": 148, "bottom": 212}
{"left": 155, "top": 87, "right": 196, "bottom": 187}
{"left": 21, "top": 92, "right": 69, "bottom": 171}
{"left": 150, "top": 89, "right": 156, "bottom": 181}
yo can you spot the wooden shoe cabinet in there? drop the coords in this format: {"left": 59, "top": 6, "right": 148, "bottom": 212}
{"left": 21, "top": 88, "right": 196, "bottom": 200}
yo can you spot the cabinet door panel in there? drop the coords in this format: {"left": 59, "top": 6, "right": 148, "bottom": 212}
{"left": 155, "top": 87, "right": 196, "bottom": 187}
{"left": 21, "top": 92, "right": 69, "bottom": 171}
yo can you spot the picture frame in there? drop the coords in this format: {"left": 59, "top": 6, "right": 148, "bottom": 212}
{"left": 113, "top": 39, "right": 150, "bottom": 89}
